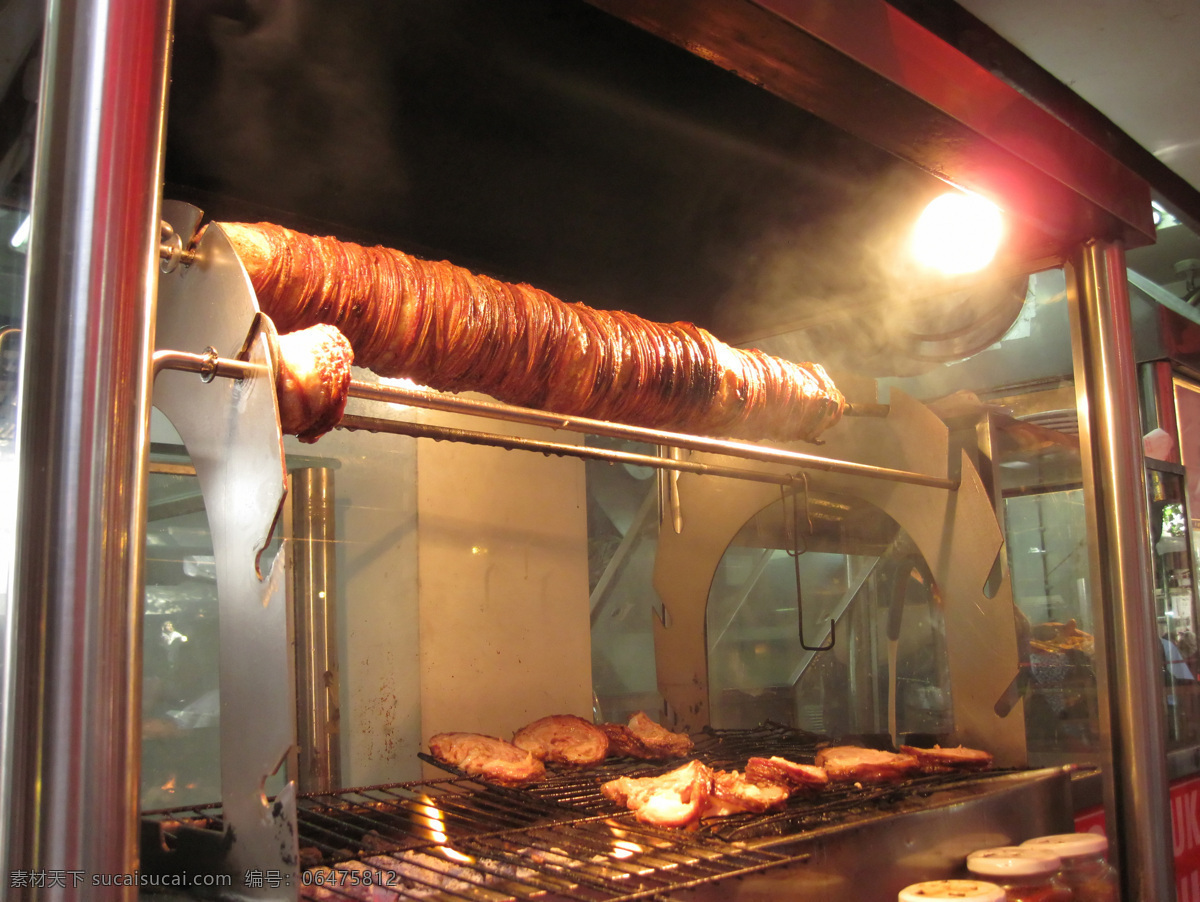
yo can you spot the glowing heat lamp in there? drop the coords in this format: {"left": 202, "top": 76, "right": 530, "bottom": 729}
{"left": 911, "top": 192, "right": 1004, "bottom": 275}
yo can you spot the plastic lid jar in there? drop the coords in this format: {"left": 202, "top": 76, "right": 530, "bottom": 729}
{"left": 1020, "top": 833, "right": 1118, "bottom": 902}
{"left": 898, "top": 879, "right": 1007, "bottom": 901}
{"left": 966, "top": 846, "right": 1072, "bottom": 901}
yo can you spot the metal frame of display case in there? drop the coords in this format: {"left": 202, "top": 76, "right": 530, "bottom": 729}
{"left": 0, "top": 0, "right": 174, "bottom": 890}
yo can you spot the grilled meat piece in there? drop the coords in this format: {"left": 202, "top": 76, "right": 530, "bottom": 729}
{"left": 512, "top": 714, "right": 609, "bottom": 766}
{"left": 814, "top": 746, "right": 920, "bottom": 784}
{"left": 744, "top": 755, "right": 829, "bottom": 791}
{"left": 704, "top": 769, "right": 792, "bottom": 817}
{"left": 626, "top": 711, "right": 693, "bottom": 758}
{"left": 220, "top": 221, "right": 845, "bottom": 443}
{"left": 274, "top": 324, "right": 353, "bottom": 443}
{"left": 600, "top": 722, "right": 653, "bottom": 759}
{"left": 601, "top": 759, "right": 712, "bottom": 829}
{"left": 900, "top": 744, "right": 993, "bottom": 773}
{"left": 427, "top": 732, "right": 545, "bottom": 786}
{"left": 600, "top": 713, "right": 693, "bottom": 760}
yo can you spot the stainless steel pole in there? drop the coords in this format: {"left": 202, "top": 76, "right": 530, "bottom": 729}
{"left": 1067, "top": 239, "right": 1175, "bottom": 900}
{"left": 1, "top": 0, "right": 172, "bottom": 897}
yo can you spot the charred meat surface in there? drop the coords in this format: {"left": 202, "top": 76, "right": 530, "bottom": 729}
{"left": 814, "top": 746, "right": 920, "bottom": 784}
{"left": 427, "top": 732, "right": 545, "bottom": 786}
{"left": 512, "top": 714, "right": 609, "bottom": 766}
{"left": 219, "top": 221, "right": 845, "bottom": 443}
{"left": 274, "top": 324, "right": 354, "bottom": 442}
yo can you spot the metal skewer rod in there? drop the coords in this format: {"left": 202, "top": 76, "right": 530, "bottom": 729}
{"left": 340, "top": 414, "right": 815, "bottom": 488}
{"left": 152, "top": 348, "right": 262, "bottom": 382}
{"left": 346, "top": 379, "right": 956, "bottom": 490}
{"left": 151, "top": 349, "right": 956, "bottom": 490}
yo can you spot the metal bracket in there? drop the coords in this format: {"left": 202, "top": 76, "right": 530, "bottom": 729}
{"left": 150, "top": 201, "right": 297, "bottom": 898}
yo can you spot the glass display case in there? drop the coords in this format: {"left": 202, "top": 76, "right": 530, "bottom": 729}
{"left": 0, "top": 0, "right": 1188, "bottom": 896}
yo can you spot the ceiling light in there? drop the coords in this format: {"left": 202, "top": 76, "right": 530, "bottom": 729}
{"left": 9, "top": 214, "right": 30, "bottom": 251}
{"left": 1152, "top": 201, "right": 1179, "bottom": 230}
{"left": 911, "top": 192, "right": 1004, "bottom": 275}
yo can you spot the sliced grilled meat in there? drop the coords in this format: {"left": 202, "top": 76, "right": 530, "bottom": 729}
{"left": 745, "top": 755, "right": 829, "bottom": 791}
{"left": 704, "top": 769, "right": 792, "bottom": 817}
{"left": 601, "top": 713, "right": 693, "bottom": 760}
{"left": 512, "top": 714, "right": 609, "bottom": 766}
{"left": 601, "top": 760, "right": 712, "bottom": 829}
{"left": 900, "top": 744, "right": 993, "bottom": 773}
{"left": 427, "top": 732, "right": 545, "bottom": 786}
{"left": 814, "top": 746, "right": 920, "bottom": 784}
{"left": 626, "top": 711, "right": 693, "bottom": 758}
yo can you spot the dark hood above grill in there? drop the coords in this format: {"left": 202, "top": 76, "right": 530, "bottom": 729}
{"left": 167, "top": 3, "right": 975, "bottom": 348}
{"left": 165, "top": 0, "right": 1150, "bottom": 374}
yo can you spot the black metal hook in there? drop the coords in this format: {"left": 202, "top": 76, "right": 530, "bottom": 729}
{"left": 781, "top": 484, "right": 835, "bottom": 652}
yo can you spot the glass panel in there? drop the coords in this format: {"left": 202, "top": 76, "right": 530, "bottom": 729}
{"left": 585, "top": 263, "right": 1109, "bottom": 766}
{"left": 587, "top": 442, "right": 664, "bottom": 723}
{"left": 1129, "top": 213, "right": 1200, "bottom": 753}
{"left": 0, "top": 0, "right": 41, "bottom": 850}
{"left": 1147, "top": 465, "right": 1200, "bottom": 748}
{"left": 1007, "top": 488, "right": 1099, "bottom": 759}
{"left": 705, "top": 504, "right": 952, "bottom": 740}
{"left": 142, "top": 459, "right": 220, "bottom": 809}
{"left": 1175, "top": 379, "right": 1200, "bottom": 526}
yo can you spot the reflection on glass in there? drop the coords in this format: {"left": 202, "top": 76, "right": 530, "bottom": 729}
{"left": 705, "top": 496, "right": 951, "bottom": 740}
{"left": 1006, "top": 489, "right": 1099, "bottom": 758}
{"left": 0, "top": 7, "right": 40, "bottom": 855}
{"left": 142, "top": 464, "right": 220, "bottom": 809}
{"left": 586, "top": 263, "right": 1112, "bottom": 768}
{"left": 1147, "top": 464, "right": 1200, "bottom": 747}
{"left": 586, "top": 442, "right": 664, "bottom": 722}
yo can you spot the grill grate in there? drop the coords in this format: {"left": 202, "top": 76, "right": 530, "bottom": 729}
{"left": 144, "top": 723, "right": 1019, "bottom": 900}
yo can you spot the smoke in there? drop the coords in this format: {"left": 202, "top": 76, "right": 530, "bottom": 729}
{"left": 715, "top": 162, "right": 1027, "bottom": 379}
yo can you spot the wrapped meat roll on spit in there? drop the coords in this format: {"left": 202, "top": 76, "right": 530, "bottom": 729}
{"left": 273, "top": 323, "right": 353, "bottom": 443}
{"left": 219, "top": 222, "right": 846, "bottom": 443}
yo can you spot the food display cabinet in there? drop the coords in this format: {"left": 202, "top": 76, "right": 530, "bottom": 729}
{"left": 0, "top": 0, "right": 1190, "bottom": 899}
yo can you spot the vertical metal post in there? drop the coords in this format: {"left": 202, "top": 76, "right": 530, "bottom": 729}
{"left": 1067, "top": 239, "right": 1175, "bottom": 900}
{"left": 291, "top": 467, "right": 342, "bottom": 792}
{"left": 0, "top": 0, "right": 172, "bottom": 897}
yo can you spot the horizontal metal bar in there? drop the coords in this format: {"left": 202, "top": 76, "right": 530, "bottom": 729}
{"left": 347, "top": 380, "right": 957, "bottom": 490}
{"left": 152, "top": 348, "right": 261, "bottom": 382}
{"left": 340, "top": 414, "right": 815, "bottom": 487}
{"left": 151, "top": 350, "right": 956, "bottom": 490}
{"left": 148, "top": 460, "right": 198, "bottom": 477}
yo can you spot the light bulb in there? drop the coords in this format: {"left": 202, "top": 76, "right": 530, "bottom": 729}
{"left": 911, "top": 192, "right": 1004, "bottom": 275}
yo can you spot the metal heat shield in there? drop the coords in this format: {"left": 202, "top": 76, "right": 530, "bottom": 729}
{"left": 653, "top": 389, "right": 1027, "bottom": 765}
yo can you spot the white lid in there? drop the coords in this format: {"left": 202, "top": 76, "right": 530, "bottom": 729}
{"left": 1020, "top": 832, "right": 1108, "bottom": 860}
{"left": 967, "top": 845, "right": 1062, "bottom": 877}
{"left": 897, "top": 879, "right": 1006, "bottom": 901}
